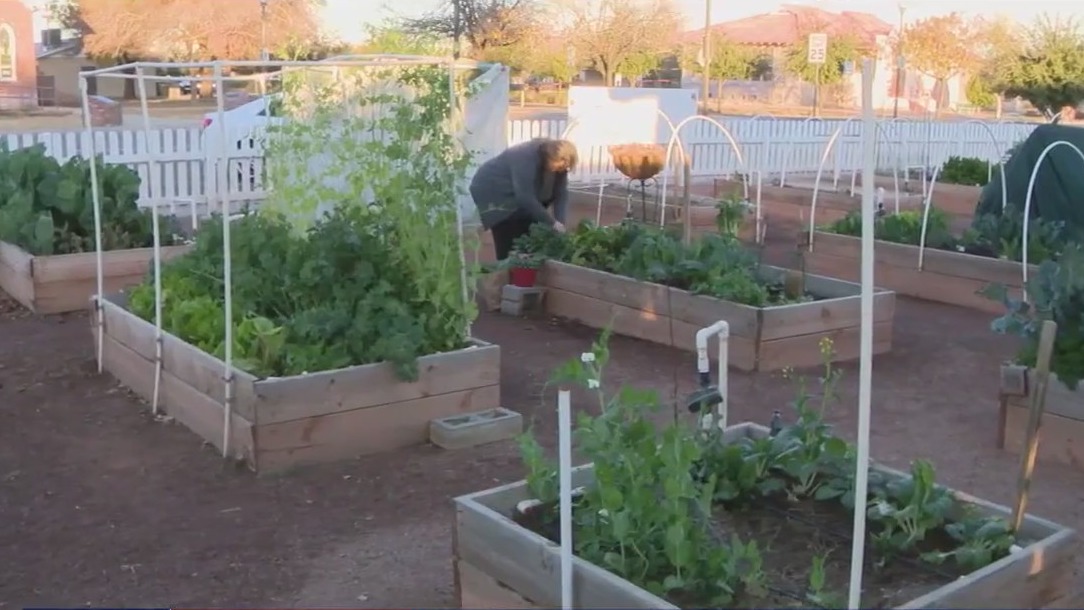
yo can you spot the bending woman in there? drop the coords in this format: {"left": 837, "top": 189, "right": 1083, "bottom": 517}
{"left": 469, "top": 138, "right": 578, "bottom": 260}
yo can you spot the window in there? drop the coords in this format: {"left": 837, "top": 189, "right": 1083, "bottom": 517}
{"left": 0, "top": 24, "right": 15, "bottom": 81}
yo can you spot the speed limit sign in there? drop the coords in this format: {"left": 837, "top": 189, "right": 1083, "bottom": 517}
{"left": 807, "top": 33, "right": 828, "bottom": 64}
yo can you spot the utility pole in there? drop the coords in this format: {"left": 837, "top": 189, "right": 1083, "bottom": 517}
{"left": 259, "top": 0, "right": 269, "bottom": 62}
{"left": 452, "top": 0, "right": 462, "bottom": 59}
{"left": 700, "top": 0, "right": 711, "bottom": 114}
{"left": 893, "top": 3, "right": 906, "bottom": 118}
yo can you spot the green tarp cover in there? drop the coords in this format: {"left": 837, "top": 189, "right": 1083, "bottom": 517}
{"left": 975, "top": 124, "right": 1084, "bottom": 232}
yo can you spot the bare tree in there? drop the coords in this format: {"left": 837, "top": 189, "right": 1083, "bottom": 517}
{"left": 557, "top": 0, "right": 680, "bottom": 85}
{"left": 401, "top": 0, "right": 540, "bottom": 57}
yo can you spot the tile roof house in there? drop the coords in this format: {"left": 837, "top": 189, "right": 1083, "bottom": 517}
{"left": 685, "top": 4, "right": 893, "bottom": 49}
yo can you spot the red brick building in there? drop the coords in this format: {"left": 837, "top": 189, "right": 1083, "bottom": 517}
{"left": 0, "top": 0, "right": 37, "bottom": 109}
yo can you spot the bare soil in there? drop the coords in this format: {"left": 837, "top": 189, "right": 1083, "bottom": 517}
{"left": 2, "top": 241, "right": 1083, "bottom": 607}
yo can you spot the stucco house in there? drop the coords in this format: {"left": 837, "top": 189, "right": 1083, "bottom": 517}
{"left": 683, "top": 4, "right": 968, "bottom": 112}
{"left": 0, "top": 0, "right": 37, "bottom": 109}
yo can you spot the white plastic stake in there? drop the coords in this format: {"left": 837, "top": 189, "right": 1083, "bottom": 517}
{"left": 78, "top": 78, "right": 105, "bottom": 373}
{"left": 847, "top": 58, "right": 877, "bottom": 610}
{"left": 213, "top": 62, "right": 235, "bottom": 459}
{"left": 558, "top": 388, "right": 574, "bottom": 610}
{"left": 135, "top": 67, "right": 165, "bottom": 416}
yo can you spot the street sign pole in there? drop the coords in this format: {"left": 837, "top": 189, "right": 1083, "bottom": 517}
{"left": 807, "top": 32, "right": 828, "bottom": 117}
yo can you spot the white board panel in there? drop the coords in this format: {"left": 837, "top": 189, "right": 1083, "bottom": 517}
{"left": 566, "top": 86, "right": 698, "bottom": 150}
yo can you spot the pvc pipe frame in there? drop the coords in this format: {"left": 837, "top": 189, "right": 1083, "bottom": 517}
{"left": 557, "top": 387, "right": 573, "bottom": 610}
{"left": 694, "top": 321, "right": 729, "bottom": 431}
{"left": 846, "top": 57, "right": 878, "bottom": 610}
{"left": 81, "top": 57, "right": 472, "bottom": 461}
{"left": 1021, "top": 141, "right": 1084, "bottom": 286}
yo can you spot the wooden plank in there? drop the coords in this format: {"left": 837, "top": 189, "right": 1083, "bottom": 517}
{"left": 758, "top": 320, "right": 893, "bottom": 371}
{"left": 543, "top": 261, "right": 671, "bottom": 316}
{"left": 33, "top": 245, "right": 191, "bottom": 283}
{"left": 922, "top": 247, "right": 1030, "bottom": 286}
{"left": 99, "top": 297, "right": 259, "bottom": 419}
{"left": 1001, "top": 370, "right": 1082, "bottom": 420}
{"left": 251, "top": 341, "right": 500, "bottom": 425}
{"left": 97, "top": 329, "right": 255, "bottom": 464}
{"left": 20, "top": 244, "right": 192, "bottom": 314}
{"left": 456, "top": 496, "right": 675, "bottom": 609}
{"left": 456, "top": 559, "right": 541, "bottom": 609}
{"left": 805, "top": 249, "right": 1014, "bottom": 315}
{"left": 544, "top": 286, "right": 758, "bottom": 370}
{"left": 667, "top": 288, "right": 758, "bottom": 338}
{"left": 760, "top": 289, "right": 895, "bottom": 341}
{"left": 1002, "top": 401, "right": 1084, "bottom": 471}
{"left": 253, "top": 384, "right": 500, "bottom": 473}
{"left": 0, "top": 240, "right": 35, "bottom": 310}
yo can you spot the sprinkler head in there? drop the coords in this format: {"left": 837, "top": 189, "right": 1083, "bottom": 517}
{"left": 685, "top": 385, "right": 723, "bottom": 413}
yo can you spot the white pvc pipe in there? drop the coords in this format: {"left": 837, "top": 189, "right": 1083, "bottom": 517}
{"left": 213, "top": 62, "right": 235, "bottom": 458}
{"left": 79, "top": 56, "right": 482, "bottom": 78}
{"left": 847, "top": 58, "right": 877, "bottom": 610}
{"left": 78, "top": 77, "right": 106, "bottom": 374}
{"left": 557, "top": 387, "right": 574, "bottom": 610}
{"left": 135, "top": 67, "right": 165, "bottom": 416}
{"left": 1021, "top": 141, "right": 1084, "bottom": 287}
{"left": 595, "top": 178, "right": 605, "bottom": 224}
{"left": 660, "top": 115, "right": 747, "bottom": 220}
{"left": 695, "top": 321, "right": 729, "bottom": 430}
{"left": 447, "top": 63, "right": 472, "bottom": 340}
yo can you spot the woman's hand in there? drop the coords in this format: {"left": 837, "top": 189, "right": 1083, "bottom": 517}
{"left": 553, "top": 221, "right": 567, "bottom": 234}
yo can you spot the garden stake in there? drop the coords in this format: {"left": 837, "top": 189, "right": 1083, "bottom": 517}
{"left": 1011, "top": 319, "right": 1058, "bottom": 533}
{"left": 136, "top": 66, "right": 165, "bottom": 416}
{"left": 557, "top": 387, "right": 573, "bottom": 610}
{"left": 78, "top": 76, "right": 106, "bottom": 374}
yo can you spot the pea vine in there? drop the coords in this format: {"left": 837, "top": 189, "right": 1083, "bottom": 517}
{"left": 517, "top": 335, "right": 1017, "bottom": 607}
{"left": 126, "top": 62, "right": 481, "bottom": 380}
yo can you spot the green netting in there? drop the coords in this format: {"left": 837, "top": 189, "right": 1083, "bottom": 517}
{"left": 975, "top": 124, "right": 1084, "bottom": 232}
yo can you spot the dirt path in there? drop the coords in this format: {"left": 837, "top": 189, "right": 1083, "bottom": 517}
{"left": 1, "top": 288, "right": 1081, "bottom": 607}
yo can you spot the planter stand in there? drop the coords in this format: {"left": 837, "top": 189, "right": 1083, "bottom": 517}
{"left": 501, "top": 284, "right": 545, "bottom": 317}
{"left": 999, "top": 364, "right": 1084, "bottom": 471}
{"left": 454, "top": 422, "right": 1078, "bottom": 609}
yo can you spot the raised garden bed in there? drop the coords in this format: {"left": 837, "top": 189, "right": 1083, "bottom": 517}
{"left": 805, "top": 231, "right": 1032, "bottom": 315}
{"left": 542, "top": 260, "right": 894, "bottom": 371}
{"left": 0, "top": 240, "right": 190, "bottom": 314}
{"left": 998, "top": 370, "right": 1084, "bottom": 472}
{"left": 93, "top": 292, "right": 500, "bottom": 473}
{"left": 454, "top": 421, "right": 1077, "bottom": 609}
{"left": 715, "top": 177, "right": 865, "bottom": 227}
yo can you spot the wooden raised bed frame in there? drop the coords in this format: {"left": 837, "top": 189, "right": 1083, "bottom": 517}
{"left": 453, "top": 422, "right": 1078, "bottom": 609}
{"left": 0, "top": 240, "right": 190, "bottom": 314}
{"left": 805, "top": 231, "right": 1034, "bottom": 315}
{"left": 999, "top": 364, "right": 1084, "bottom": 471}
{"left": 91, "top": 293, "right": 501, "bottom": 473}
{"left": 541, "top": 261, "right": 895, "bottom": 372}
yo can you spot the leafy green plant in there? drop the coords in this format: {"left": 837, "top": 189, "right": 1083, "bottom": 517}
{"left": 513, "top": 220, "right": 800, "bottom": 307}
{"left": 499, "top": 250, "right": 544, "bottom": 270}
{"left": 983, "top": 242, "right": 1084, "bottom": 389}
{"left": 0, "top": 143, "right": 178, "bottom": 255}
{"left": 128, "top": 205, "right": 470, "bottom": 381}
{"left": 715, "top": 189, "right": 750, "bottom": 238}
{"left": 826, "top": 206, "right": 1069, "bottom": 265}
{"left": 939, "top": 156, "right": 990, "bottom": 186}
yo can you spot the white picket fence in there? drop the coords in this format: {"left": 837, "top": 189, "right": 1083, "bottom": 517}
{"left": 1, "top": 116, "right": 1038, "bottom": 209}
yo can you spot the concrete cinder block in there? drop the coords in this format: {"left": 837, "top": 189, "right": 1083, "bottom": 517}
{"left": 499, "top": 285, "right": 545, "bottom": 316}
{"left": 429, "top": 407, "right": 523, "bottom": 450}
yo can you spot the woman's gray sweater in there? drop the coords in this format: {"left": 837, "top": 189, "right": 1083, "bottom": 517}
{"left": 469, "top": 139, "right": 569, "bottom": 230}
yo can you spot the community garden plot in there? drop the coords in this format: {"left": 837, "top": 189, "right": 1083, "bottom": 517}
{"left": 81, "top": 57, "right": 508, "bottom": 472}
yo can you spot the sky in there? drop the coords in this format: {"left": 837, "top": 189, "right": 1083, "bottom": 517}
{"left": 327, "top": 0, "right": 1076, "bottom": 44}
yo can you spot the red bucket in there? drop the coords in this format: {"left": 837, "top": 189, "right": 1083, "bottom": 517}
{"left": 509, "top": 267, "right": 538, "bottom": 288}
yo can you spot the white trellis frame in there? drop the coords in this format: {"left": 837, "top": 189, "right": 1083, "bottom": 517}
{"left": 80, "top": 55, "right": 487, "bottom": 460}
